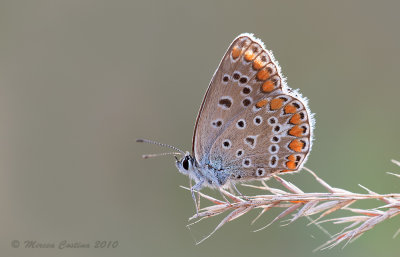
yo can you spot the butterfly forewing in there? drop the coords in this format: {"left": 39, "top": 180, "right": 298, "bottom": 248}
{"left": 192, "top": 33, "right": 313, "bottom": 182}
{"left": 193, "top": 34, "right": 283, "bottom": 163}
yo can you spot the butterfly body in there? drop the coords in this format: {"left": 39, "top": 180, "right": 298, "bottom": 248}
{"left": 176, "top": 153, "right": 230, "bottom": 189}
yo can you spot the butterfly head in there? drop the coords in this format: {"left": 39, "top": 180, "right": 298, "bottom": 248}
{"left": 175, "top": 152, "right": 196, "bottom": 176}
{"left": 136, "top": 139, "right": 200, "bottom": 179}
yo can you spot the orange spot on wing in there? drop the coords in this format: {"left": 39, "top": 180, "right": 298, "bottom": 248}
{"left": 286, "top": 161, "right": 297, "bottom": 169}
{"left": 256, "top": 99, "right": 268, "bottom": 108}
{"left": 257, "top": 69, "right": 270, "bottom": 80}
{"left": 289, "top": 139, "right": 304, "bottom": 152}
{"left": 253, "top": 58, "right": 265, "bottom": 70}
{"left": 290, "top": 113, "right": 301, "bottom": 124}
{"left": 244, "top": 50, "right": 256, "bottom": 61}
{"left": 284, "top": 104, "right": 297, "bottom": 114}
{"left": 288, "top": 125, "right": 304, "bottom": 137}
{"left": 270, "top": 98, "right": 284, "bottom": 110}
{"left": 232, "top": 46, "right": 241, "bottom": 59}
{"left": 288, "top": 154, "right": 296, "bottom": 161}
{"left": 281, "top": 169, "right": 299, "bottom": 174}
{"left": 261, "top": 81, "right": 275, "bottom": 92}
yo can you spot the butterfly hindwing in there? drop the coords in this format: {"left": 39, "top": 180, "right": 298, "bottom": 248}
{"left": 210, "top": 93, "right": 313, "bottom": 181}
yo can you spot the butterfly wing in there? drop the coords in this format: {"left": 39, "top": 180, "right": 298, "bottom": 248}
{"left": 193, "top": 34, "right": 313, "bottom": 181}
{"left": 209, "top": 92, "right": 313, "bottom": 180}
{"left": 193, "top": 34, "right": 284, "bottom": 162}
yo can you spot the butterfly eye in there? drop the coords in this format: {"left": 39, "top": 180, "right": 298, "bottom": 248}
{"left": 182, "top": 157, "right": 190, "bottom": 170}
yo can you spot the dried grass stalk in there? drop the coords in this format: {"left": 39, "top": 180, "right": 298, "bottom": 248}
{"left": 184, "top": 160, "right": 400, "bottom": 249}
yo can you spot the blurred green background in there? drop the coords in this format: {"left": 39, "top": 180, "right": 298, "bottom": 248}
{"left": 1, "top": 0, "right": 400, "bottom": 256}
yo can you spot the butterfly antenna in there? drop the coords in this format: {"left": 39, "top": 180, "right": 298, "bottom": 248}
{"left": 142, "top": 152, "right": 182, "bottom": 159}
{"left": 136, "top": 138, "right": 185, "bottom": 155}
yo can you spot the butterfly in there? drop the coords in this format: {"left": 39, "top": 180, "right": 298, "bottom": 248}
{"left": 138, "top": 33, "right": 314, "bottom": 211}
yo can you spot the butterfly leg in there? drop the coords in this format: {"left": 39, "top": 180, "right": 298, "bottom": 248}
{"left": 189, "top": 178, "right": 201, "bottom": 212}
{"left": 196, "top": 189, "right": 201, "bottom": 211}
{"left": 191, "top": 179, "right": 204, "bottom": 217}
